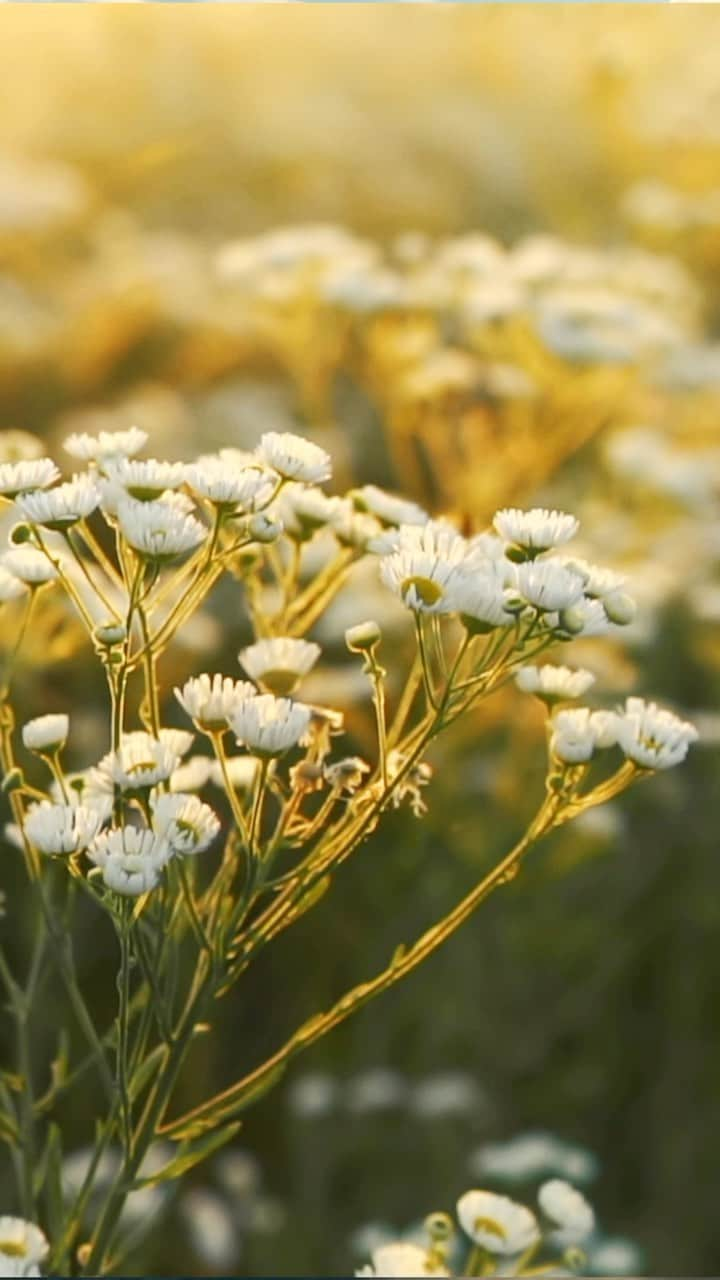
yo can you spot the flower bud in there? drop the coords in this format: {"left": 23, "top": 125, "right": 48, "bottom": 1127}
{"left": 247, "top": 513, "right": 283, "bottom": 544}
{"left": 425, "top": 1212, "right": 453, "bottom": 1244}
{"left": 10, "top": 523, "right": 33, "bottom": 546}
{"left": 345, "top": 621, "right": 382, "bottom": 654}
{"left": 94, "top": 622, "right": 127, "bottom": 648}
{"left": 557, "top": 605, "right": 586, "bottom": 635}
{"left": 603, "top": 590, "right": 636, "bottom": 626}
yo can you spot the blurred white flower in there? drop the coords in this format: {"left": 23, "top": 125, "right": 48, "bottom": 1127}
{"left": 515, "top": 665, "right": 595, "bottom": 703}
{"left": 550, "top": 708, "right": 619, "bottom": 764}
{"left": 508, "top": 561, "right": 585, "bottom": 613}
{"left": 0, "top": 568, "right": 28, "bottom": 603}
{"left": 239, "top": 637, "right": 321, "bottom": 695}
{"left": 538, "top": 1179, "right": 595, "bottom": 1245}
{"left": 1, "top": 548, "right": 57, "bottom": 585}
{"left": 110, "top": 734, "right": 180, "bottom": 792}
{"left": 456, "top": 1189, "right": 539, "bottom": 1255}
{"left": 106, "top": 457, "right": 186, "bottom": 501}
{"left": 257, "top": 431, "right": 331, "bottom": 484}
{"left": 22, "top": 713, "right": 69, "bottom": 753}
{"left": 0, "top": 1218, "right": 48, "bottom": 1274}
{"left": 357, "top": 1241, "right": 442, "bottom": 1277}
{"left": 64, "top": 427, "right": 148, "bottom": 465}
{"left": 352, "top": 485, "right": 428, "bottom": 529}
{"left": 0, "top": 458, "right": 60, "bottom": 499}
{"left": 184, "top": 1188, "right": 238, "bottom": 1272}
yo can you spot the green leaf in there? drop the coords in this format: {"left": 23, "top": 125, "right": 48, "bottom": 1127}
{"left": 165, "top": 1059, "right": 286, "bottom": 1141}
{"left": 131, "top": 1120, "right": 242, "bottom": 1188}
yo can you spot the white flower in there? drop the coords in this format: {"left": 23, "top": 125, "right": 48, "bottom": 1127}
{"left": 170, "top": 755, "right": 214, "bottom": 792}
{"left": 88, "top": 826, "right": 170, "bottom": 896}
{"left": 0, "top": 568, "right": 28, "bottom": 603}
{"left": 558, "top": 597, "right": 613, "bottom": 637}
{"left": 494, "top": 507, "right": 579, "bottom": 555}
{"left": 380, "top": 524, "right": 469, "bottom": 614}
{"left": 175, "top": 674, "right": 258, "bottom": 732}
{"left": 22, "top": 713, "right": 69, "bottom": 753}
{"left": 449, "top": 561, "right": 515, "bottom": 632}
{"left": 0, "top": 1218, "right": 47, "bottom": 1276}
{"left": 0, "top": 458, "right": 60, "bottom": 499}
{"left": 615, "top": 698, "right": 699, "bottom": 770}
{"left": 111, "top": 735, "right": 181, "bottom": 791}
{"left": 351, "top": 485, "right": 428, "bottom": 529}
{"left": 24, "top": 802, "right": 103, "bottom": 856}
{"left": 562, "top": 559, "right": 636, "bottom": 626}
{"left": 256, "top": 431, "right": 332, "bottom": 484}
{"left": 324, "top": 756, "right": 371, "bottom": 793}
{"left": 279, "top": 484, "right": 345, "bottom": 538}
{"left": 456, "top": 1189, "right": 540, "bottom": 1256}
{"left": 152, "top": 792, "right": 220, "bottom": 856}
{"left": 239, "top": 637, "right": 321, "bottom": 695}
{"left": 17, "top": 474, "right": 101, "bottom": 529}
{"left": 229, "top": 694, "right": 312, "bottom": 757}
{"left": 63, "top": 427, "right": 148, "bottom": 465}
{"left": 1, "top": 548, "right": 57, "bottom": 585}
{"left": 328, "top": 499, "right": 382, "bottom": 549}
{"left": 508, "top": 561, "right": 585, "bottom": 613}
{"left": 117, "top": 497, "right": 206, "bottom": 561}
{"left": 515, "top": 665, "right": 596, "bottom": 702}
{"left": 185, "top": 458, "right": 274, "bottom": 510}
{"left": 538, "top": 1179, "right": 595, "bottom": 1245}
{"left": 106, "top": 457, "right": 186, "bottom": 501}
{"left": 356, "top": 1242, "right": 444, "bottom": 1277}
{"left": 550, "top": 708, "right": 620, "bottom": 764}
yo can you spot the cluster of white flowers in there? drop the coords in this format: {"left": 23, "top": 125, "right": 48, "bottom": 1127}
{"left": 357, "top": 1180, "right": 597, "bottom": 1278}
{"left": 0, "top": 427, "right": 696, "bottom": 906}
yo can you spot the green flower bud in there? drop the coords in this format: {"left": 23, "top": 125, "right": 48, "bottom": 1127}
{"left": 345, "top": 621, "right": 382, "bottom": 654}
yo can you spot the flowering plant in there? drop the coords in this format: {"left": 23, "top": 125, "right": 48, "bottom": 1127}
{"left": 0, "top": 427, "right": 697, "bottom": 1276}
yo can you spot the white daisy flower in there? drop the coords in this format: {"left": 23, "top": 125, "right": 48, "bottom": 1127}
{"left": 22, "top": 714, "right": 69, "bottom": 753}
{"left": 279, "top": 484, "right": 345, "bottom": 539}
{"left": 110, "top": 735, "right": 181, "bottom": 792}
{"left": 0, "top": 1218, "right": 48, "bottom": 1272}
{"left": 63, "top": 427, "right": 148, "bottom": 465}
{"left": 256, "top": 431, "right": 332, "bottom": 485}
{"left": 49, "top": 774, "right": 114, "bottom": 826}
{"left": 105, "top": 457, "right": 186, "bottom": 501}
{"left": 152, "top": 792, "right": 220, "bottom": 856}
{"left": 239, "top": 637, "right": 321, "bottom": 695}
{"left": 229, "top": 694, "right": 312, "bottom": 757}
{"left": 328, "top": 498, "right": 383, "bottom": 549}
{"left": 615, "top": 697, "right": 698, "bottom": 770}
{"left": 508, "top": 561, "right": 585, "bottom": 613}
{"left": 351, "top": 485, "right": 428, "bottom": 529}
{"left": 456, "top": 1189, "right": 540, "bottom": 1256}
{"left": 88, "top": 826, "right": 169, "bottom": 896}
{"left": 175, "top": 674, "right": 258, "bottom": 732}
{"left": 170, "top": 755, "right": 214, "bottom": 793}
{"left": 449, "top": 561, "right": 515, "bottom": 632}
{"left": 17, "top": 474, "right": 101, "bottom": 530}
{"left": 0, "top": 567, "right": 28, "bottom": 603}
{"left": 157, "top": 728, "right": 195, "bottom": 759}
{"left": 538, "top": 1179, "right": 595, "bottom": 1246}
{"left": 117, "top": 497, "right": 206, "bottom": 562}
{"left": 0, "top": 432, "right": 45, "bottom": 464}
{"left": 380, "top": 524, "right": 470, "bottom": 614}
{"left": 356, "top": 1241, "right": 445, "bottom": 1277}
{"left": 515, "top": 665, "right": 596, "bottom": 702}
{"left": 185, "top": 458, "right": 274, "bottom": 510}
{"left": 562, "top": 558, "right": 637, "bottom": 626}
{"left": 24, "top": 802, "right": 103, "bottom": 856}
{"left": 0, "top": 458, "right": 60, "bottom": 500}
{"left": 494, "top": 507, "right": 579, "bottom": 556}
{"left": 0, "top": 548, "right": 57, "bottom": 585}
{"left": 550, "top": 708, "right": 620, "bottom": 764}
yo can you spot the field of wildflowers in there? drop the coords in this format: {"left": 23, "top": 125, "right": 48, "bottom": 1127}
{"left": 0, "top": 6, "right": 717, "bottom": 1277}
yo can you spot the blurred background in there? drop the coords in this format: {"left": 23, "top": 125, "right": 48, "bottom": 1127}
{"left": 0, "top": 5, "right": 719, "bottom": 1275}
